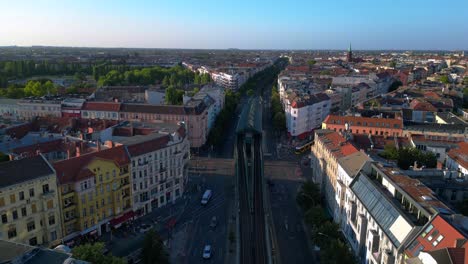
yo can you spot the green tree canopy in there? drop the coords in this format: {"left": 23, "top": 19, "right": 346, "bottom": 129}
{"left": 72, "top": 242, "right": 125, "bottom": 264}
{"left": 296, "top": 181, "right": 321, "bottom": 211}
{"left": 440, "top": 75, "right": 450, "bottom": 84}
{"left": 141, "top": 229, "right": 169, "bottom": 264}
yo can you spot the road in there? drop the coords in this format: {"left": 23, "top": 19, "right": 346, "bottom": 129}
{"left": 183, "top": 172, "right": 231, "bottom": 264}
{"left": 266, "top": 160, "right": 316, "bottom": 264}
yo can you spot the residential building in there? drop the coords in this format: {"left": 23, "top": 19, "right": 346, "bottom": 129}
{"left": 17, "top": 98, "right": 62, "bottom": 120}
{"left": 119, "top": 101, "right": 208, "bottom": 147}
{"left": 335, "top": 152, "right": 370, "bottom": 225}
{"left": 0, "top": 155, "right": 62, "bottom": 247}
{"left": 344, "top": 163, "right": 453, "bottom": 264}
{"left": 0, "top": 98, "right": 20, "bottom": 120}
{"left": 404, "top": 214, "right": 468, "bottom": 263}
{"left": 310, "top": 129, "right": 359, "bottom": 215}
{"left": 61, "top": 98, "right": 85, "bottom": 118}
{"left": 81, "top": 102, "right": 121, "bottom": 120}
{"left": 446, "top": 142, "right": 468, "bottom": 179}
{"left": 53, "top": 146, "right": 132, "bottom": 242}
{"left": 112, "top": 122, "right": 190, "bottom": 216}
{"left": 285, "top": 92, "right": 330, "bottom": 139}
{"left": 322, "top": 115, "right": 404, "bottom": 137}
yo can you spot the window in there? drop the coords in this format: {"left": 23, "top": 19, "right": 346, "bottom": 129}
{"left": 0, "top": 197, "right": 4, "bottom": 207}
{"left": 47, "top": 200, "right": 53, "bottom": 209}
{"left": 21, "top": 207, "right": 27, "bottom": 217}
{"left": 10, "top": 194, "right": 16, "bottom": 203}
{"left": 82, "top": 208, "right": 87, "bottom": 217}
{"left": 427, "top": 230, "right": 439, "bottom": 241}
{"left": 19, "top": 191, "right": 24, "bottom": 200}
{"left": 421, "top": 224, "right": 433, "bottom": 237}
{"left": 27, "top": 221, "right": 36, "bottom": 231}
{"left": 12, "top": 210, "right": 18, "bottom": 220}
{"left": 50, "top": 231, "right": 57, "bottom": 241}
{"left": 42, "top": 184, "right": 50, "bottom": 194}
{"left": 1, "top": 214, "right": 7, "bottom": 223}
{"left": 31, "top": 204, "right": 37, "bottom": 213}
{"left": 432, "top": 235, "right": 444, "bottom": 246}
{"left": 48, "top": 215, "right": 55, "bottom": 225}
{"left": 8, "top": 227, "right": 17, "bottom": 238}
{"left": 29, "top": 188, "right": 35, "bottom": 197}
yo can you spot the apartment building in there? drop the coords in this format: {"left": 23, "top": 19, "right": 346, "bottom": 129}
{"left": 53, "top": 146, "right": 132, "bottom": 241}
{"left": 404, "top": 214, "right": 468, "bottom": 262}
{"left": 446, "top": 142, "right": 468, "bottom": 179}
{"left": 0, "top": 155, "right": 62, "bottom": 247}
{"left": 322, "top": 115, "right": 404, "bottom": 137}
{"left": 112, "top": 122, "right": 190, "bottom": 216}
{"left": 119, "top": 102, "right": 208, "bottom": 147}
{"left": 310, "top": 129, "right": 359, "bottom": 215}
{"left": 17, "top": 98, "right": 62, "bottom": 120}
{"left": 0, "top": 98, "right": 20, "bottom": 119}
{"left": 344, "top": 163, "right": 453, "bottom": 264}
{"left": 285, "top": 92, "right": 330, "bottom": 139}
{"left": 81, "top": 101, "right": 121, "bottom": 120}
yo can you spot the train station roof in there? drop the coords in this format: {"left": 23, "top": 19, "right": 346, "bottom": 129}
{"left": 236, "top": 97, "right": 263, "bottom": 135}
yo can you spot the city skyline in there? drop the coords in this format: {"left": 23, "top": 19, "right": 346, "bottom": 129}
{"left": 1, "top": 0, "right": 467, "bottom": 50}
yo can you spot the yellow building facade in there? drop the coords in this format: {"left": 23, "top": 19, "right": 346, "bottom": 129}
{"left": 0, "top": 155, "right": 62, "bottom": 246}
{"left": 54, "top": 146, "right": 132, "bottom": 241}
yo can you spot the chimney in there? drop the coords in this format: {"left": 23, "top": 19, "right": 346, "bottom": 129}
{"left": 76, "top": 146, "right": 81, "bottom": 157}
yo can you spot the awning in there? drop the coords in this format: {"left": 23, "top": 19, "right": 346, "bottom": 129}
{"left": 110, "top": 211, "right": 135, "bottom": 228}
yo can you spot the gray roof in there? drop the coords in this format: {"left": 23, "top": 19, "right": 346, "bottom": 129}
{"left": 236, "top": 97, "right": 262, "bottom": 135}
{"left": 0, "top": 240, "right": 70, "bottom": 264}
{"left": 338, "top": 152, "right": 369, "bottom": 177}
{"left": 435, "top": 112, "right": 467, "bottom": 125}
{"left": 350, "top": 173, "right": 413, "bottom": 247}
{"left": 404, "top": 121, "right": 467, "bottom": 134}
{"left": 0, "top": 155, "right": 54, "bottom": 189}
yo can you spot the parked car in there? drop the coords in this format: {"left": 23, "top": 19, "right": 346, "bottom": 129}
{"left": 203, "top": 245, "right": 212, "bottom": 259}
{"left": 139, "top": 224, "right": 152, "bottom": 233}
{"left": 209, "top": 216, "right": 217, "bottom": 229}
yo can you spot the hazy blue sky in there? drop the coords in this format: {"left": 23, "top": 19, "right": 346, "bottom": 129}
{"left": 1, "top": 0, "right": 467, "bottom": 50}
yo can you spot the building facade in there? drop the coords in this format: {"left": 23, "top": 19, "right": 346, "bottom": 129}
{"left": 53, "top": 146, "right": 132, "bottom": 241}
{"left": 115, "top": 124, "right": 190, "bottom": 216}
{"left": 0, "top": 155, "right": 62, "bottom": 247}
{"left": 322, "top": 115, "right": 404, "bottom": 137}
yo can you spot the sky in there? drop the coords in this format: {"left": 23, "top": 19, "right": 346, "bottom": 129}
{"left": 0, "top": 0, "right": 467, "bottom": 50}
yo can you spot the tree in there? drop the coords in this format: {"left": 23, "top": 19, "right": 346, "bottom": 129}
{"left": 273, "top": 112, "right": 285, "bottom": 131}
{"left": 320, "top": 239, "right": 356, "bottom": 264}
{"left": 162, "top": 75, "right": 170, "bottom": 87}
{"left": 389, "top": 61, "right": 397, "bottom": 68}
{"left": 440, "top": 75, "right": 450, "bottom": 84}
{"left": 304, "top": 206, "right": 327, "bottom": 228}
{"left": 0, "top": 152, "right": 10, "bottom": 163}
{"left": 388, "top": 80, "right": 402, "bottom": 92}
{"left": 380, "top": 144, "right": 398, "bottom": 160}
{"left": 201, "top": 73, "right": 211, "bottom": 84}
{"left": 307, "top": 60, "right": 317, "bottom": 69}
{"left": 194, "top": 74, "right": 201, "bottom": 85}
{"left": 296, "top": 181, "right": 321, "bottom": 211}
{"left": 72, "top": 242, "right": 125, "bottom": 264}
{"left": 141, "top": 229, "right": 169, "bottom": 264}
{"left": 246, "top": 89, "right": 254, "bottom": 96}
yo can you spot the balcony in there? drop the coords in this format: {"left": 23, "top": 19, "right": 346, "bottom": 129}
{"left": 64, "top": 217, "right": 77, "bottom": 224}
{"left": 63, "top": 202, "right": 76, "bottom": 209}
{"left": 61, "top": 190, "right": 74, "bottom": 199}
{"left": 41, "top": 190, "right": 56, "bottom": 199}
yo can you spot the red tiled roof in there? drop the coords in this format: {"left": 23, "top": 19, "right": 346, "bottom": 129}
{"left": 409, "top": 99, "right": 437, "bottom": 112}
{"left": 447, "top": 142, "right": 468, "bottom": 169}
{"left": 323, "top": 115, "right": 403, "bottom": 129}
{"left": 316, "top": 130, "right": 359, "bottom": 159}
{"left": 54, "top": 146, "right": 130, "bottom": 184}
{"left": 126, "top": 136, "right": 170, "bottom": 156}
{"left": 82, "top": 102, "right": 121, "bottom": 111}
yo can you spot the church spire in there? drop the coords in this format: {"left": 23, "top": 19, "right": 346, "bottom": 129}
{"left": 347, "top": 43, "right": 353, "bottom": 62}
{"left": 349, "top": 43, "right": 352, "bottom": 52}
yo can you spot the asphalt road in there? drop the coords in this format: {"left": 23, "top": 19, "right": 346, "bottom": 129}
{"left": 182, "top": 172, "right": 231, "bottom": 264}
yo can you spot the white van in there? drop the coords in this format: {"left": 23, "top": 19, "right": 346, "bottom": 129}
{"left": 201, "top": 190, "right": 212, "bottom": 205}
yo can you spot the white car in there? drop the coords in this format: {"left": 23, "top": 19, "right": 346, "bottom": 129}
{"left": 202, "top": 245, "right": 212, "bottom": 259}
{"left": 139, "top": 224, "right": 152, "bottom": 233}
